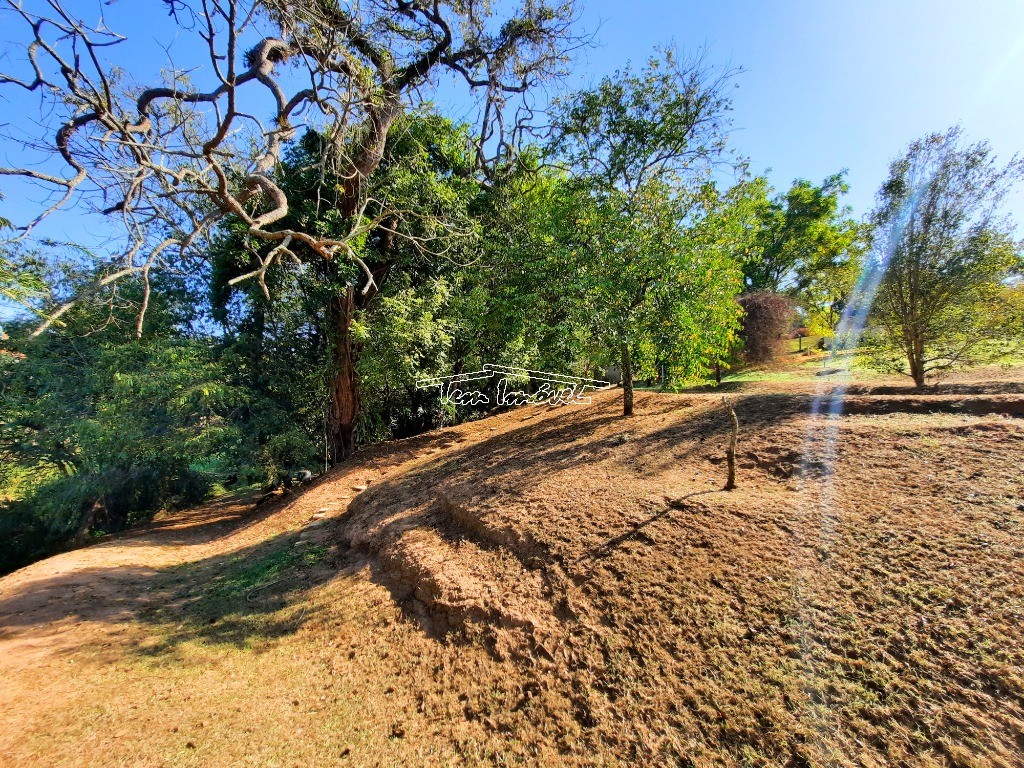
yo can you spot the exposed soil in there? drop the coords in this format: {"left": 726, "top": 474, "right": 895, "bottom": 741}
{"left": 2, "top": 368, "right": 1024, "bottom": 767}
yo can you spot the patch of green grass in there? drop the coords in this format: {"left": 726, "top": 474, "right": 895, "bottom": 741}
{"left": 714, "top": 349, "right": 888, "bottom": 385}
{"left": 785, "top": 334, "right": 825, "bottom": 353}
{"left": 209, "top": 546, "right": 318, "bottom": 599}
{"left": 141, "top": 540, "right": 328, "bottom": 651}
{"left": 719, "top": 368, "right": 805, "bottom": 383}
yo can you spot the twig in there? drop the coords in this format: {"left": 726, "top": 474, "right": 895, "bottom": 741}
{"left": 722, "top": 396, "right": 738, "bottom": 491}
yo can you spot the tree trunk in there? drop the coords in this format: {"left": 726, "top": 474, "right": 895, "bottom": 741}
{"left": 327, "top": 286, "right": 359, "bottom": 463}
{"left": 908, "top": 335, "right": 926, "bottom": 388}
{"left": 326, "top": 103, "right": 399, "bottom": 462}
{"left": 715, "top": 362, "right": 722, "bottom": 385}
{"left": 74, "top": 500, "right": 104, "bottom": 546}
{"left": 322, "top": 218, "right": 394, "bottom": 465}
{"left": 620, "top": 341, "right": 634, "bottom": 417}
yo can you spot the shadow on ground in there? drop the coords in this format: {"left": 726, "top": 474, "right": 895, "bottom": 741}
{"left": 0, "top": 518, "right": 357, "bottom": 654}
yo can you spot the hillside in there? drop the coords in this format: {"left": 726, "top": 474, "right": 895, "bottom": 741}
{"left": 2, "top": 373, "right": 1024, "bottom": 767}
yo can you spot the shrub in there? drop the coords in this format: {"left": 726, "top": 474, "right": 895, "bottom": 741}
{"left": 737, "top": 292, "right": 794, "bottom": 364}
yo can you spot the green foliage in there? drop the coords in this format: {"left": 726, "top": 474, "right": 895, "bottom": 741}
{"left": 550, "top": 47, "right": 736, "bottom": 194}
{"left": 6, "top": 40, "right": 1022, "bottom": 582}
{"left": 547, "top": 49, "right": 751, "bottom": 390}
{"left": 0, "top": 195, "right": 47, "bottom": 313}
{"left": 0, "top": 246, "right": 46, "bottom": 310}
{"left": 356, "top": 275, "right": 459, "bottom": 441}
{"left": 742, "top": 174, "right": 863, "bottom": 294}
{"left": 801, "top": 252, "right": 861, "bottom": 339}
{"left": 564, "top": 179, "right": 751, "bottom": 384}
{"left": 0, "top": 273, "right": 242, "bottom": 573}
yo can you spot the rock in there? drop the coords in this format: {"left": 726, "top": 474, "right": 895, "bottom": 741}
{"left": 340, "top": 746, "right": 352, "bottom": 758}
{"left": 311, "top": 512, "right": 327, "bottom": 520}
{"left": 353, "top": 485, "right": 367, "bottom": 492}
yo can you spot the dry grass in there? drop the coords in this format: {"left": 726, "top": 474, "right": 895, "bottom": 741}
{"left": 2, "top": 366, "right": 1024, "bottom": 767}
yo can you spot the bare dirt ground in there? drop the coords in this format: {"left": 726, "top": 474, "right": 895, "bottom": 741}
{"left": 2, "top": 365, "right": 1024, "bottom": 767}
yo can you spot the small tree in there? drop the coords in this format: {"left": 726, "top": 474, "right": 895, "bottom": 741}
{"left": 868, "top": 128, "right": 1024, "bottom": 386}
{"left": 549, "top": 48, "right": 746, "bottom": 415}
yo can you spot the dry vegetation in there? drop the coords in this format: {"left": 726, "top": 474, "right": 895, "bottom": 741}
{"left": 2, "top": 367, "right": 1024, "bottom": 767}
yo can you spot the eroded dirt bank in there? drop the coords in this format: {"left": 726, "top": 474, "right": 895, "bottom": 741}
{"left": 3, "top": 383, "right": 1024, "bottom": 767}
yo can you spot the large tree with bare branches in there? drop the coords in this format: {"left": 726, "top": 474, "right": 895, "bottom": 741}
{"left": 0, "top": 0, "right": 581, "bottom": 459}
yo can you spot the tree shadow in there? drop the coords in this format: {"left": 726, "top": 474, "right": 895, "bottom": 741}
{"left": 0, "top": 516, "right": 358, "bottom": 655}
{"left": 3, "top": 388, "right": 934, "bottom": 656}
{"left": 845, "top": 381, "right": 1024, "bottom": 396}
{"left": 340, "top": 392, "right": 813, "bottom": 534}
{"left": 580, "top": 490, "right": 720, "bottom": 561}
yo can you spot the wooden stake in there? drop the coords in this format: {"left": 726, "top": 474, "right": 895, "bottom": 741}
{"left": 723, "top": 397, "right": 738, "bottom": 491}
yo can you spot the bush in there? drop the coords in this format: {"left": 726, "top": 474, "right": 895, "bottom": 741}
{"left": 0, "top": 465, "right": 213, "bottom": 575}
{"left": 737, "top": 292, "right": 794, "bottom": 364}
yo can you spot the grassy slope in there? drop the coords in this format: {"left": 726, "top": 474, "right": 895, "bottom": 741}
{"left": 2, "top": 367, "right": 1024, "bottom": 767}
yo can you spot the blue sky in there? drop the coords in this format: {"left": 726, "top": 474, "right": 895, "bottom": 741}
{"left": 567, "top": 0, "right": 1024, "bottom": 220}
{"left": 1, "top": 0, "right": 1022, "bottom": 250}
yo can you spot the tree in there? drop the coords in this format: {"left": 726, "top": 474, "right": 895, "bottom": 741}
{"left": 743, "top": 174, "right": 861, "bottom": 295}
{"left": 575, "top": 182, "right": 746, "bottom": 410}
{"left": 0, "top": 264, "right": 240, "bottom": 573}
{"left": 799, "top": 250, "right": 861, "bottom": 341}
{"left": 211, "top": 113, "right": 479, "bottom": 460}
{"left": 736, "top": 291, "right": 794, "bottom": 364}
{"left": 549, "top": 48, "right": 745, "bottom": 415}
{"left": 0, "top": 0, "right": 580, "bottom": 338}
{"left": 738, "top": 173, "right": 865, "bottom": 351}
{"left": 867, "top": 128, "right": 1024, "bottom": 386}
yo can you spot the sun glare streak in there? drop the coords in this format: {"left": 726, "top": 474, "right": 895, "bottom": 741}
{"left": 790, "top": 156, "right": 941, "bottom": 740}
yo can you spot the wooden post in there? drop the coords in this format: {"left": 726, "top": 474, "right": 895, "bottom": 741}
{"left": 723, "top": 397, "right": 738, "bottom": 491}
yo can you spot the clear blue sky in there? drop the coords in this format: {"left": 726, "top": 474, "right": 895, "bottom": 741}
{"left": 2, "top": 0, "right": 1023, "bottom": 247}
{"left": 565, "top": 0, "right": 1024, "bottom": 220}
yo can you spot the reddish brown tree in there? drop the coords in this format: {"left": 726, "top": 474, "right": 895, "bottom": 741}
{"left": 737, "top": 292, "right": 794, "bottom": 365}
